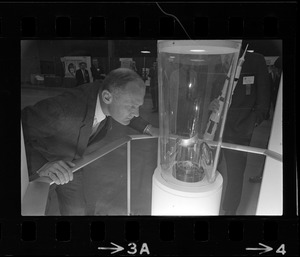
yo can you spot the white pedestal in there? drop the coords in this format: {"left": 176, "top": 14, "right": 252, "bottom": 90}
{"left": 151, "top": 167, "right": 223, "bottom": 216}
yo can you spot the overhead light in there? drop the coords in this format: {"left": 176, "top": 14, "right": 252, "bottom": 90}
{"left": 141, "top": 50, "right": 151, "bottom": 54}
{"left": 190, "top": 49, "right": 205, "bottom": 52}
{"left": 247, "top": 50, "right": 254, "bottom": 53}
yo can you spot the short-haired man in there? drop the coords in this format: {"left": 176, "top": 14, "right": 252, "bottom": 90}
{"left": 90, "top": 58, "right": 105, "bottom": 82}
{"left": 22, "top": 68, "right": 158, "bottom": 215}
{"left": 76, "top": 62, "right": 90, "bottom": 86}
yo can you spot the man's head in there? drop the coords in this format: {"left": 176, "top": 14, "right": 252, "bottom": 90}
{"left": 68, "top": 63, "right": 75, "bottom": 73}
{"left": 79, "top": 62, "right": 87, "bottom": 70}
{"left": 92, "top": 59, "right": 98, "bottom": 66}
{"left": 99, "top": 68, "right": 146, "bottom": 125}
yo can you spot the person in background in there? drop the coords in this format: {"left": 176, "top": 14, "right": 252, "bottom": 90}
{"left": 148, "top": 61, "right": 158, "bottom": 112}
{"left": 21, "top": 68, "right": 158, "bottom": 215}
{"left": 141, "top": 68, "right": 148, "bottom": 82}
{"left": 210, "top": 50, "right": 270, "bottom": 215}
{"left": 130, "top": 61, "right": 138, "bottom": 73}
{"left": 248, "top": 56, "right": 282, "bottom": 183}
{"left": 68, "top": 63, "right": 76, "bottom": 77}
{"left": 76, "top": 62, "right": 90, "bottom": 86}
{"left": 269, "top": 57, "right": 282, "bottom": 120}
{"left": 90, "top": 58, "right": 105, "bottom": 82}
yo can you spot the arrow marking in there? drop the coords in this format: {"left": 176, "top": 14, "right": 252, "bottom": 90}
{"left": 246, "top": 243, "right": 273, "bottom": 255}
{"left": 98, "top": 242, "right": 124, "bottom": 254}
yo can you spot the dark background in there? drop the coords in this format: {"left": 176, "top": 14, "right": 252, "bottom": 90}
{"left": 0, "top": 1, "right": 297, "bottom": 256}
{"left": 20, "top": 39, "right": 282, "bottom": 87}
{"left": 21, "top": 40, "right": 158, "bottom": 85}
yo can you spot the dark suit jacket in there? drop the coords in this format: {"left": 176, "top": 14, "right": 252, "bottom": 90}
{"left": 76, "top": 69, "right": 90, "bottom": 86}
{"left": 148, "top": 67, "right": 158, "bottom": 88}
{"left": 212, "top": 52, "right": 270, "bottom": 144}
{"left": 21, "top": 81, "right": 149, "bottom": 179}
{"left": 91, "top": 66, "right": 105, "bottom": 80}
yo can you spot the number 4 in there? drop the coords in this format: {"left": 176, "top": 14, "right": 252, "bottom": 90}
{"left": 276, "top": 244, "right": 286, "bottom": 255}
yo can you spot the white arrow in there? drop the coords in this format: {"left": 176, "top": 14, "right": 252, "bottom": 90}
{"left": 98, "top": 242, "right": 124, "bottom": 254}
{"left": 246, "top": 243, "right": 273, "bottom": 255}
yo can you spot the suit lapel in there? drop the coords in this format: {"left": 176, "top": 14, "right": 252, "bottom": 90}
{"left": 88, "top": 116, "right": 112, "bottom": 144}
{"left": 74, "top": 82, "right": 101, "bottom": 158}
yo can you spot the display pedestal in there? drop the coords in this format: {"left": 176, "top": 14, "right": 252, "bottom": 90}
{"left": 151, "top": 167, "right": 223, "bottom": 216}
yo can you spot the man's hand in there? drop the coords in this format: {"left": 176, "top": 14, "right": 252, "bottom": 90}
{"left": 208, "top": 98, "right": 220, "bottom": 112}
{"left": 37, "top": 160, "right": 75, "bottom": 185}
{"left": 148, "top": 125, "right": 159, "bottom": 137}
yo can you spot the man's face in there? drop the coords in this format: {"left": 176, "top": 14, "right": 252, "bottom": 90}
{"left": 80, "top": 63, "right": 86, "bottom": 69}
{"left": 107, "top": 81, "right": 146, "bottom": 125}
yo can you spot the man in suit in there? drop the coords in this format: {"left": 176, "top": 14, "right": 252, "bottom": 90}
{"left": 90, "top": 58, "right": 105, "bottom": 82}
{"left": 269, "top": 56, "right": 282, "bottom": 119}
{"left": 76, "top": 62, "right": 90, "bottom": 86}
{"left": 22, "top": 68, "right": 158, "bottom": 215}
{"left": 249, "top": 56, "right": 282, "bottom": 183}
{"left": 210, "top": 50, "right": 270, "bottom": 215}
{"left": 148, "top": 61, "right": 159, "bottom": 112}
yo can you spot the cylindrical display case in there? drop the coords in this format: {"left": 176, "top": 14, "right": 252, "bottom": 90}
{"left": 151, "top": 40, "right": 242, "bottom": 215}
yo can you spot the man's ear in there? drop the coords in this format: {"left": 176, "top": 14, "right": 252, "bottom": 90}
{"left": 102, "top": 90, "right": 112, "bottom": 104}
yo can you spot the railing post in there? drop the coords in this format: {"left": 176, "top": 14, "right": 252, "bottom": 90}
{"left": 127, "top": 140, "right": 131, "bottom": 216}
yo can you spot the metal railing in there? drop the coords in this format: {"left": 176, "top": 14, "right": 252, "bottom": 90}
{"left": 30, "top": 134, "right": 157, "bottom": 216}
{"left": 29, "top": 134, "right": 281, "bottom": 216}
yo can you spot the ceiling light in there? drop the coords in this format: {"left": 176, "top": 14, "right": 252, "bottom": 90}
{"left": 190, "top": 49, "right": 206, "bottom": 52}
{"left": 141, "top": 50, "right": 151, "bottom": 54}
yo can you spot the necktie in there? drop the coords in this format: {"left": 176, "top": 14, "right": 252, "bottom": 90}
{"left": 88, "top": 117, "right": 110, "bottom": 145}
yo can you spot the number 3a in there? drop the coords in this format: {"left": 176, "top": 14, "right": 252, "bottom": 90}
{"left": 276, "top": 244, "right": 286, "bottom": 255}
{"left": 127, "top": 243, "right": 137, "bottom": 255}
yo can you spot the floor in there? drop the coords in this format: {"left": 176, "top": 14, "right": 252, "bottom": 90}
{"left": 21, "top": 85, "right": 273, "bottom": 216}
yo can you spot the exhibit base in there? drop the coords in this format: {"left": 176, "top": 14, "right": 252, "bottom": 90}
{"left": 151, "top": 167, "right": 223, "bottom": 216}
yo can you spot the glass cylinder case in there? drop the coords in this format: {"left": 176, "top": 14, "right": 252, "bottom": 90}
{"left": 158, "top": 40, "right": 242, "bottom": 184}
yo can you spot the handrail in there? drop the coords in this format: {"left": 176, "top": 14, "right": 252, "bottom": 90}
{"left": 163, "top": 135, "right": 282, "bottom": 162}
{"left": 30, "top": 136, "right": 132, "bottom": 184}
{"left": 26, "top": 133, "right": 280, "bottom": 216}
{"left": 27, "top": 134, "right": 157, "bottom": 216}
{"left": 221, "top": 142, "right": 282, "bottom": 162}
{"left": 31, "top": 134, "right": 281, "bottom": 185}
{"left": 129, "top": 134, "right": 158, "bottom": 140}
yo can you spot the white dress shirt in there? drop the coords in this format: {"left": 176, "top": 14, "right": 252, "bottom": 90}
{"left": 91, "top": 95, "right": 106, "bottom": 137}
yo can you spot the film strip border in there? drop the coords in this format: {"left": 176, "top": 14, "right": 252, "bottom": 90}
{"left": 0, "top": 15, "right": 282, "bottom": 38}
{"left": 0, "top": 1, "right": 298, "bottom": 256}
{"left": 0, "top": 218, "right": 299, "bottom": 255}
{"left": 0, "top": 3, "right": 297, "bottom": 38}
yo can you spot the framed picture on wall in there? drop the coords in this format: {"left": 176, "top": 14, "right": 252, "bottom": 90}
{"left": 61, "top": 56, "right": 92, "bottom": 81}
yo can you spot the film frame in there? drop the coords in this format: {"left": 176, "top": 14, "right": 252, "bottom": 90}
{"left": 0, "top": 1, "right": 298, "bottom": 256}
